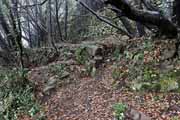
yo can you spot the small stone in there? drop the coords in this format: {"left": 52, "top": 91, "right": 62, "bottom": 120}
{"left": 91, "top": 67, "right": 97, "bottom": 77}
{"left": 43, "top": 85, "right": 56, "bottom": 93}
{"left": 47, "top": 76, "right": 58, "bottom": 86}
{"left": 126, "top": 108, "right": 151, "bottom": 120}
{"left": 60, "top": 71, "right": 70, "bottom": 79}
{"left": 121, "top": 35, "right": 130, "bottom": 41}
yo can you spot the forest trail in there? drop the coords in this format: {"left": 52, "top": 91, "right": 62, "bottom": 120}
{"left": 1, "top": 0, "right": 180, "bottom": 119}
{"left": 28, "top": 63, "right": 118, "bottom": 120}
{"left": 18, "top": 37, "right": 180, "bottom": 120}
{"left": 27, "top": 61, "right": 180, "bottom": 120}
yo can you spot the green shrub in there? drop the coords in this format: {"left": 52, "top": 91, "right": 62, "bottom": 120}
{"left": 159, "top": 78, "right": 179, "bottom": 92}
{"left": 0, "top": 68, "right": 42, "bottom": 120}
{"left": 84, "top": 62, "right": 94, "bottom": 76}
{"left": 49, "top": 64, "right": 66, "bottom": 77}
{"left": 75, "top": 47, "right": 89, "bottom": 65}
{"left": 143, "top": 67, "right": 159, "bottom": 82}
{"left": 158, "top": 69, "right": 180, "bottom": 92}
{"left": 171, "top": 116, "right": 180, "bottom": 120}
{"left": 142, "top": 40, "right": 153, "bottom": 51}
{"left": 113, "top": 103, "right": 127, "bottom": 120}
{"left": 113, "top": 48, "right": 122, "bottom": 61}
{"left": 132, "top": 68, "right": 180, "bottom": 92}
{"left": 112, "top": 66, "right": 128, "bottom": 81}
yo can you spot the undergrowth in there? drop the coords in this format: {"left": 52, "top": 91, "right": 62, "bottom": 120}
{"left": 75, "top": 47, "right": 89, "bottom": 65}
{"left": 111, "top": 38, "right": 180, "bottom": 92}
{"left": 0, "top": 68, "right": 44, "bottom": 120}
{"left": 113, "top": 103, "right": 127, "bottom": 120}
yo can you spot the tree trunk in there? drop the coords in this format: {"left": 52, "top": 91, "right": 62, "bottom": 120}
{"left": 174, "top": 0, "right": 180, "bottom": 26}
{"left": 48, "top": 0, "right": 57, "bottom": 51}
{"left": 55, "top": 0, "right": 63, "bottom": 41}
{"left": 9, "top": 0, "right": 24, "bottom": 68}
{"left": 0, "top": 33, "right": 9, "bottom": 51}
{"left": 0, "top": 6, "right": 16, "bottom": 48}
{"left": 64, "top": 0, "right": 68, "bottom": 40}
{"left": 135, "top": 0, "right": 146, "bottom": 37}
{"left": 120, "top": 17, "right": 136, "bottom": 36}
{"left": 106, "top": 0, "right": 177, "bottom": 38}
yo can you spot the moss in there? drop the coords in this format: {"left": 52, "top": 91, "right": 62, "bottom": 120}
{"left": 75, "top": 47, "right": 89, "bottom": 65}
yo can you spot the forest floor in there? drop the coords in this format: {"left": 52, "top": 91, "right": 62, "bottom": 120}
{"left": 21, "top": 36, "right": 180, "bottom": 120}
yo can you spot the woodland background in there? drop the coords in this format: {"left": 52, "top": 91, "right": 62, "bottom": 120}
{"left": 0, "top": 0, "right": 180, "bottom": 120}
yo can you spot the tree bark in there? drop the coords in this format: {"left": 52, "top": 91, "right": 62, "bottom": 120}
{"left": 174, "top": 0, "right": 180, "bottom": 26}
{"left": 120, "top": 17, "right": 136, "bottom": 36}
{"left": 105, "top": 0, "right": 177, "bottom": 38}
{"left": 55, "top": 0, "right": 63, "bottom": 41}
{"left": 48, "top": 0, "right": 57, "bottom": 51}
{"left": 64, "top": 0, "right": 68, "bottom": 40}
{"left": 0, "top": 6, "right": 16, "bottom": 48}
{"left": 135, "top": 0, "right": 146, "bottom": 37}
{"left": 0, "top": 33, "right": 9, "bottom": 51}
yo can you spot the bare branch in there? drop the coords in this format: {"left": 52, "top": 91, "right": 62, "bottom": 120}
{"left": 75, "top": 0, "right": 133, "bottom": 38}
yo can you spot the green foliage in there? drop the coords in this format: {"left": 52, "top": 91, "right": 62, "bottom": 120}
{"left": 131, "top": 82, "right": 147, "bottom": 91}
{"left": 87, "top": 21, "right": 114, "bottom": 37}
{"left": 159, "top": 79, "right": 178, "bottom": 92}
{"left": 142, "top": 40, "right": 153, "bottom": 51}
{"left": 146, "top": 69, "right": 180, "bottom": 92}
{"left": 0, "top": 68, "right": 42, "bottom": 120}
{"left": 113, "top": 48, "right": 122, "bottom": 61}
{"left": 49, "top": 64, "right": 66, "bottom": 78}
{"left": 133, "top": 52, "right": 144, "bottom": 61}
{"left": 139, "top": 82, "right": 161, "bottom": 92}
{"left": 171, "top": 116, "right": 180, "bottom": 120}
{"left": 75, "top": 47, "right": 89, "bottom": 65}
{"left": 62, "top": 48, "right": 71, "bottom": 60}
{"left": 84, "top": 62, "right": 94, "bottom": 76}
{"left": 132, "top": 68, "right": 180, "bottom": 92}
{"left": 159, "top": 70, "right": 180, "bottom": 92}
{"left": 112, "top": 65, "right": 128, "bottom": 81}
{"left": 112, "top": 67, "right": 121, "bottom": 80}
{"left": 143, "top": 67, "right": 159, "bottom": 82}
{"left": 69, "top": 9, "right": 116, "bottom": 41}
{"left": 112, "top": 103, "right": 127, "bottom": 120}
{"left": 124, "top": 51, "right": 134, "bottom": 60}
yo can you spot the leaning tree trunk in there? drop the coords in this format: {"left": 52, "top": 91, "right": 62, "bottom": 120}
{"left": 134, "top": 0, "right": 146, "bottom": 37}
{"left": 120, "top": 17, "right": 136, "bottom": 36}
{"left": 105, "top": 0, "right": 178, "bottom": 38}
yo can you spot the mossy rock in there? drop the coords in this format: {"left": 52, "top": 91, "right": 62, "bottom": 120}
{"left": 160, "top": 79, "right": 179, "bottom": 92}
{"left": 75, "top": 47, "right": 90, "bottom": 65}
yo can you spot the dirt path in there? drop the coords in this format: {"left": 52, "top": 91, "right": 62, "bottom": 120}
{"left": 27, "top": 61, "right": 180, "bottom": 120}
{"left": 31, "top": 65, "right": 117, "bottom": 120}
{"left": 27, "top": 63, "right": 180, "bottom": 120}
{"left": 27, "top": 63, "right": 131, "bottom": 120}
